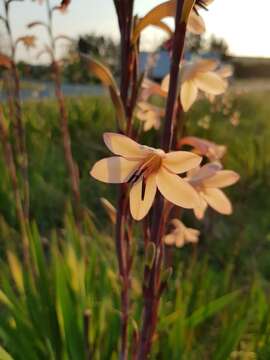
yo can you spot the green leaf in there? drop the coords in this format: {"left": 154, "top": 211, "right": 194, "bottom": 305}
{"left": 161, "top": 290, "right": 240, "bottom": 328}
{"left": 185, "top": 290, "right": 240, "bottom": 328}
{"left": 0, "top": 346, "right": 14, "bottom": 360}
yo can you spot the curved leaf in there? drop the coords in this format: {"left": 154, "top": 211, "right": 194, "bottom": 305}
{"left": 84, "top": 55, "right": 126, "bottom": 129}
{"left": 132, "top": 0, "right": 176, "bottom": 43}
{"left": 0, "top": 346, "right": 14, "bottom": 360}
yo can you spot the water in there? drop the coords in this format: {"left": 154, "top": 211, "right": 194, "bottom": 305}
{"left": 0, "top": 81, "right": 105, "bottom": 101}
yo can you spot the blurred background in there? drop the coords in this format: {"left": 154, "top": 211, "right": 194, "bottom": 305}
{"left": 0, "top": 1, "right": 270, "bottom": 359}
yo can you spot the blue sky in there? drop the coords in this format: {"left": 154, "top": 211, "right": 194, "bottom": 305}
{"left": 1, "top": 0, "right": 270, "bottom": 63}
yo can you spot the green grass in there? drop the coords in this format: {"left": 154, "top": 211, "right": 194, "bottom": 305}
{"left": 0, "top": 91, "right": 270, "bottom": 358}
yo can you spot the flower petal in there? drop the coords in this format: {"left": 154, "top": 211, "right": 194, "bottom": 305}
{"left": 217, "top": 65, "right": 233, "bottom": 78}
{"left": 195, "top": 72, "right": 227, "bottom": 95}
{"left": 175, "top": 231, "right": 185, "bottom": 248}
{"left": 184, "top": 228, "right": 200, "bottom": 243}
{"left": 163, "top": 151, "right": 202, "bottom": 174}
{"left": 202, "top": 188, "right": 232, "bottom": 215}
{"left": 171, "top": 218, "right": 183, "bottom": 229}
{"left": 187, "top": 11, "right": 205, "bottom": 34}
{"left": 164, "top": 233, "right": 176, "bottom": 246}
{"left": 90, "top": 157, "right": 138, "bottom": 183}
{"left": 156, "top": 167, "right": 199, "bottom": 209}
{"left": 193, "top": 195, "right": 208, "bottom": 220}
{"left": 103, "top": 132, "right": 146, "bottom": 159}
{"left": 181, "top": 80, "right": 198, "bottom": 111}
{"left": 193, "top": 59, "right": 218, "bottom": 73}
{"left": 188, "top": 163, "right": 221, "bottom": 184}
{"left": 203, "top": 170, "right": 240, "bottom": 189}
{"left": 129, "top": 174, "right": 157, "bottom": 220}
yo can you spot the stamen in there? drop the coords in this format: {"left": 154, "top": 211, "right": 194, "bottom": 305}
{"left": 128, "top": 154, "right": 157, "bottom": 184}
{"left": 195, "top": 0, "right": 208, "bottom": 12}
{"left": 128, "top": 167, "right": 147, "bottom": 184}
{"left": 141, "top": 178, "right": 146, "bottom": 201}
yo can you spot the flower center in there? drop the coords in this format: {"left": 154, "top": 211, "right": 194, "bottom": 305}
{"left": 129, "top": 153, "right": 163, "bottom": 184}
{"left": 128, "top": 152, "right": 163, "bottom": 200}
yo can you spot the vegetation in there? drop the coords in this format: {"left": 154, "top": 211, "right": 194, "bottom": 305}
{"left": 0, "top": 92, "right": 270, "bottom": 358}
{"left": 0, "top": 0, "right": 269, "bottom": 358}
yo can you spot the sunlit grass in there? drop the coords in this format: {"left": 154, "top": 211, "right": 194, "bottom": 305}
{"left": 0, "top": 92, "right": 270, "bottom": 358}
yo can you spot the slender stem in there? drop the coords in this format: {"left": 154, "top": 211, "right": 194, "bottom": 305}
{"left": 12, "top": 62, "right": 30, "bottom": 217}
{"left": 3, "top": 0, "right": 30, "bottom": 218}
{"left": 0, "top": 105, "right": 30, "bottom": 267}
{"left": 83, "top": 309, "right": 92, "bottom": 360}
{"left": 162, "top": 24, "right": 187, "bottom": 152}
{"left": 52, "top": 61, "right": 82, "bottom": 223}
{"left": 137, "top": 1, "right": 187, "bottom": 357}
{"left": 113, "top": 1, "right": 135, "bottom": 358}
{"left": 45, "top": 0, "right": 81, "bottom": 223}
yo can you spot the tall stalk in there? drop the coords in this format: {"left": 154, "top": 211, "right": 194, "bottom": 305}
{"left": 136, "top": 1, "right": 187, "bottom": 357}
{"left": 2, "top": 0, "right": 30, "bottom": 219}
{"left": 113, "top": 1, "right": 135, "bottom": 358}
{"left": 0, "top": 105, "right": 30, "bottom": 267}
{"left": 44, "top": 0, "right": 82, "bottom": 224}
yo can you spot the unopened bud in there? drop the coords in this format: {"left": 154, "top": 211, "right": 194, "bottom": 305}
{"left": 160, "top": 267, "right": 173, "bottom": 284}
{"left": 145, "top": 242, "right": 156, "bottom": 268}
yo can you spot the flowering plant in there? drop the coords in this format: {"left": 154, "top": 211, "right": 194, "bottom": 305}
{"left": 88, "top": 0, "right": 240, "bottom": 357}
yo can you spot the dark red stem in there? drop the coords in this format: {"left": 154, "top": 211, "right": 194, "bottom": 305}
{"left": 136, "top": 1, "right": 187, "bottom": 357}
{"left": 52, "top": 61, "right": 82, "bottom": 224}
{"left": 114, "top": 1, "right": 135, "bottom": 358}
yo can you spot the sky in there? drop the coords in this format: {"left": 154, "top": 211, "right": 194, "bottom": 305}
{"left": 1, "top": 0, "right": 270, "bottom": 63}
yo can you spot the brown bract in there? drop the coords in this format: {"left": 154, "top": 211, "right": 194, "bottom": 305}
{"left": 54, "top": 0, "right": 71, "bottom": 12}
{"left": 0, "top": 53, "right": 12, "bottom": 69}
{"left": 16, "top": 36, "right": 36, "bottom": 49}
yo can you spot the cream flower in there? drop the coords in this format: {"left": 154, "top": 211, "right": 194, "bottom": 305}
{"left": 90, "top": 133, "right": 202, "bottom": 220}
{"left": 180, "top": 136, "right": 227, "bottom": 162}
{"left": 206, "top": 64, "right": 233, "bottom": 102}
{"left": 217, "top": 64, "right": 234, "bottom": 79}
{"left": 164, "top": 219, "right": 200, "bottom": 248}
{"left": 188, "top": 0, "right": 214, "bottom": 34}
{"left": 187, "top": 163, "right": 240, "bottom": 219}
{"left": 140, "top": 78, "right": 166, "bottom": 102}
{"left": 162, "top": 59, "right": 227, "bottom": 112}
{"left": 136, "top": 102, "right": 165, "bottom": 131}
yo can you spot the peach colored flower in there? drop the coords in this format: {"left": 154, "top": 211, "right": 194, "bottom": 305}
{"left": 164, "top": 219, "right": 200, "bottom": 248}
{"left": 180, "top": 136, "right": 227, "bottom": 162}
{"left": 140, "top": 78, "right": 166, "bottom": 102}
{"left": 188, "top": 0, "right": 214, "bottom": 34}
{"left": 136, "top": 102, "right": 164, "bottom": 131}
{"left": 90, "top": 133, "right": 202, "bottom": 220}
{"left": 162, "top": 59, "right": 227, "bottom": 112}
{"left": 206, "top": 64, "right": 233, "bottom": 103}
{"left": 217, "top": 64, "right": 234, "bottom": 79}
{"left": 187, "top": 163, "right": 240, "bottom": 219}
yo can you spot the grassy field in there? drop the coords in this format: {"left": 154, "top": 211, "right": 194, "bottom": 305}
{"left": 0, "top": 91, "right": 270, "bottom": 359}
